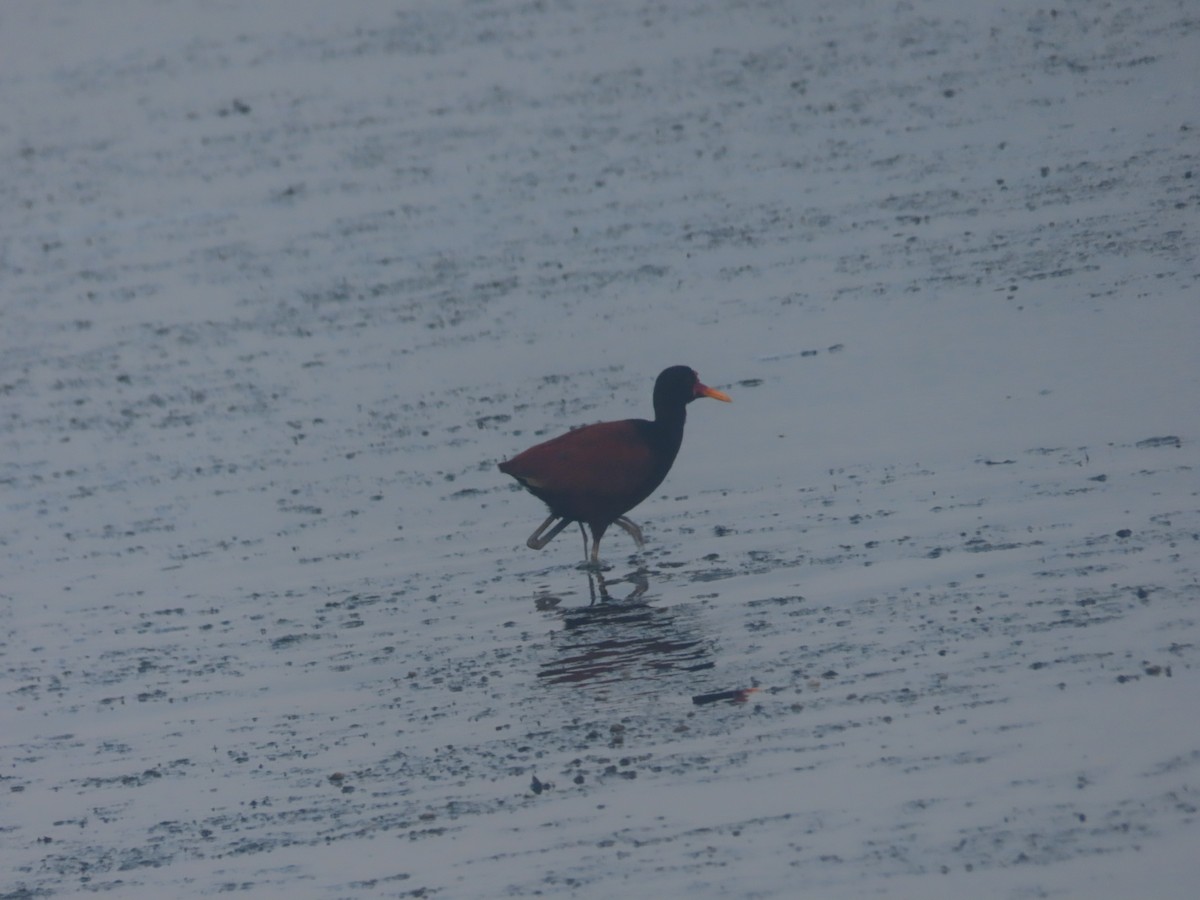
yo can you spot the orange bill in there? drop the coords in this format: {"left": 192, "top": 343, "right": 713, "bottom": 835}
{"left": 695, "top": 382, "right": 732, "bottom": 402}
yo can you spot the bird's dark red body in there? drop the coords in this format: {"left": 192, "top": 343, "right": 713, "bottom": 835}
{"left": 499, "top": 366, "right": 730, "bottom": 564}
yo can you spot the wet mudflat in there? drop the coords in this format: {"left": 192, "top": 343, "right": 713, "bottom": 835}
{"left": 3, "top": 0, "right": 1199, "bottom": 897}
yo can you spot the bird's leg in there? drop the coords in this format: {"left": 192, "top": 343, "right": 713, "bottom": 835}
{"left": 613, "top": 516, "right": 645, "bottom": 550}
{"left": 527, "top": 514, "right": 572, "bottom": 550}
{"left": 584, "top": 523, "right": 607, "bottom": 568}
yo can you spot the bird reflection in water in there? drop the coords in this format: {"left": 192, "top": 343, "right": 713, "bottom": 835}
{"left": 586, "top": 564, "right": 648, "bottom": 603}
{"left": 533, "top": 564, "right": 646, "bottom": 607}
{"left": 535, "top": 569, "right": 714, "bottom": 687}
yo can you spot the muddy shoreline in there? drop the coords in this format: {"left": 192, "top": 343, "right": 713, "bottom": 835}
{"left": 4, "top": 1, "right": 1198, "bottom": 897}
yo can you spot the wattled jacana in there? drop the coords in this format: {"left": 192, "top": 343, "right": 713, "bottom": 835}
{"left": 499, "top": 366, "right": 731, "bottom": 565}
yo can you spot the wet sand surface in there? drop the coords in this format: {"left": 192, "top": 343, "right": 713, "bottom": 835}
{"left": 3, "top": 1, "right": 1198, "bottom": 897}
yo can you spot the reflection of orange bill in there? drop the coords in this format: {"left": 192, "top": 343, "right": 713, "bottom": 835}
{"left": 692, "top": 687, "right": 759, "bottom": 705}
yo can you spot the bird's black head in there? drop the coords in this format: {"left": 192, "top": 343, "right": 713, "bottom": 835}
{"left": 653, "top": 366, "right": 731, "bottom": 416}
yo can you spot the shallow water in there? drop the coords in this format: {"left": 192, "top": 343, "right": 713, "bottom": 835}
{"left": 3, "top": 1, "right": 1199, "bottom": 897}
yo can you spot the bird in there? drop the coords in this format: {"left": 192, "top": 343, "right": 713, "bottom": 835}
{"left": 499, "top": 365, "right": 731, "bottom": 566}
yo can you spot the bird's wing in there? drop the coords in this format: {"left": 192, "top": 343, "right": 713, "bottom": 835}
{"left": 500, "top": 419, "right": 656, "bottom": 499}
